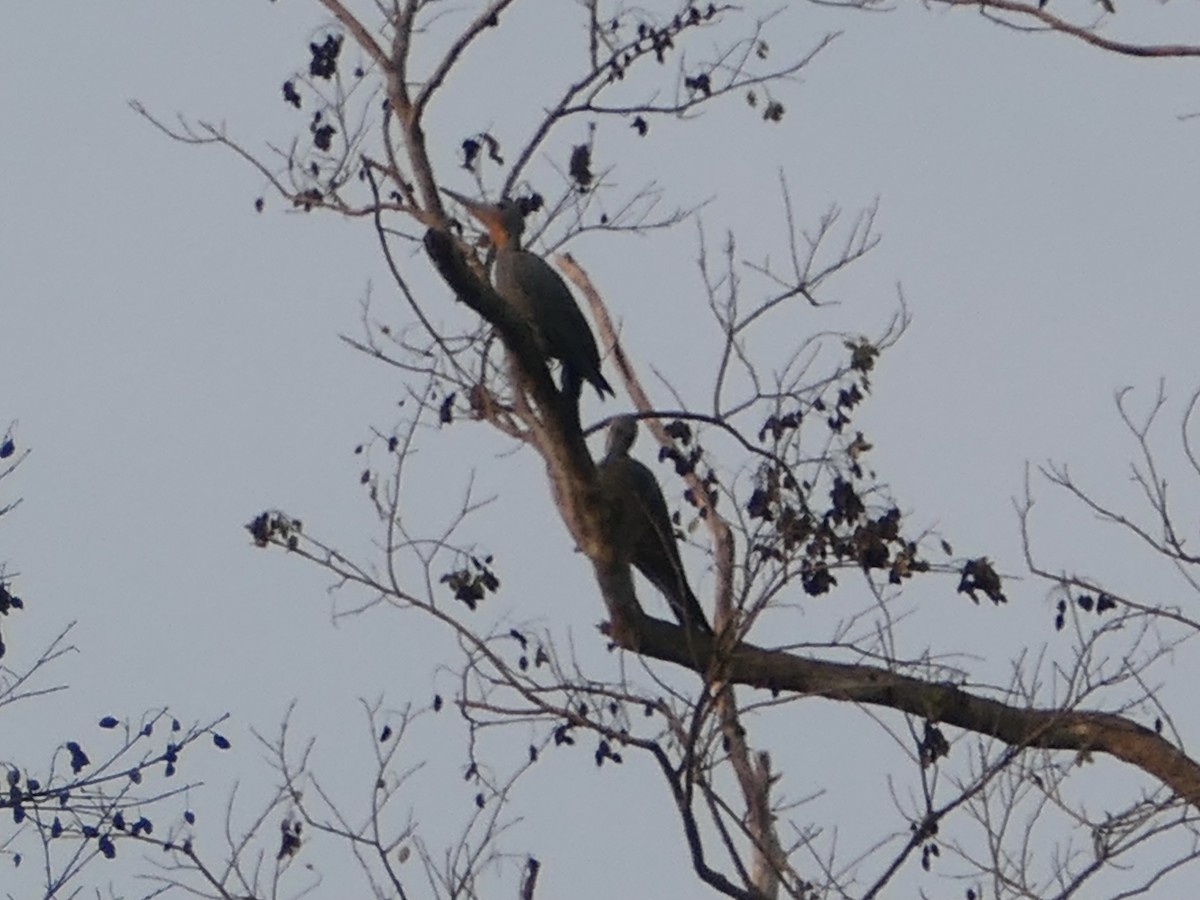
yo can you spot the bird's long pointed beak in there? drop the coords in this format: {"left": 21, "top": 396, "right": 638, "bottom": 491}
{"left": 439, "top": 187, "right": 477, "bottom": 209}
{"left": 441, "top": 187, "right": 494, "bottom": 221}
{"left": 440, "top": 187, "right": 506, "bottom": 244}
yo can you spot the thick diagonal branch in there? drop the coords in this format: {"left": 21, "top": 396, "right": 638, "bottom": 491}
{"left": 630, "top": 618, "right": 1200, "bottom": 809}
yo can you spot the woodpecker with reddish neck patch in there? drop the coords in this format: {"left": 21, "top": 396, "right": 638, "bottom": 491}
{"left": 442, "top": 188, "right": 614, "bottom": 401}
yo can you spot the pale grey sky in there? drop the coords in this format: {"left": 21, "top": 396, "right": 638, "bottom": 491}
{"left": 4, "top": 2, "right": 1200, "bottom": 898}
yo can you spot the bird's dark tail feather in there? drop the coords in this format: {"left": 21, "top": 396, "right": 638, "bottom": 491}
{"left": 563, "top": 366, "right": 614, "bottom": 401}
{"left": 591, "top": 371, "right": 615, "bottom": 400}
{"left": 636, "top": 532, "right": 711, "bottom": 633}
{"left": 671, "top": 585, "right": 713, "bottom": 634}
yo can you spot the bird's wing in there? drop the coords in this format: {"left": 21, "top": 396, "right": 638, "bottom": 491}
{"left": 628, "top": 461, "right": 709, "bottom": 628}
{"left": 505, "top": 251, "right": 602, "bottom": 371}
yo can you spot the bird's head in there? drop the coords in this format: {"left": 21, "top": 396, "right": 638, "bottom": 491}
{"left": 604, "top": 415, "right": 639, "bottom": 461}
{"left": 441, "top": 188, "right": 525, "bottom": 250}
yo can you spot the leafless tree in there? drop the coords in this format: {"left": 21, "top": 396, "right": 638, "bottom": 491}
{"left": 0, "top": 427, "right": 236, "bottom": 900}
{"left": 830, "top": 0, "right": 1200, "bottom": 60}
{"left": 124, "top": 2, "right": 1200, "bottom": 899}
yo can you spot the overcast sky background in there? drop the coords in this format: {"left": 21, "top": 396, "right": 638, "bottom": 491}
{"left": 4, "top": 1, "right": 1200, "bottom": 898}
